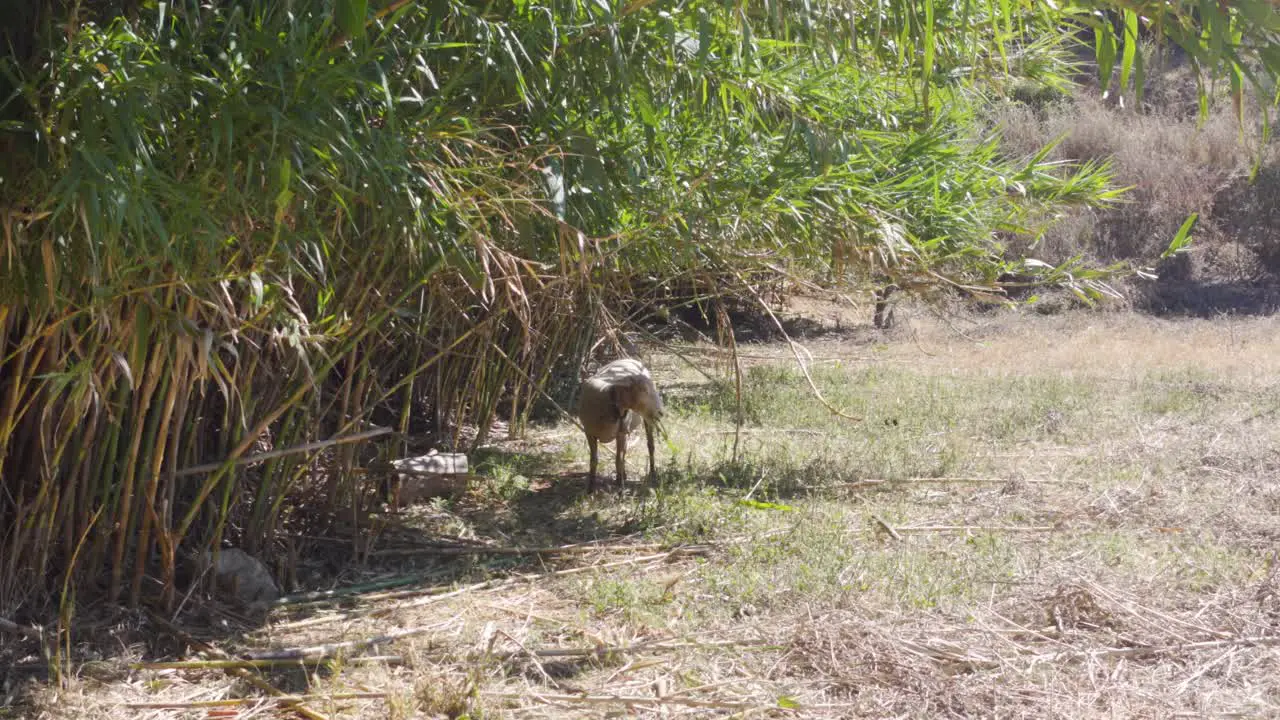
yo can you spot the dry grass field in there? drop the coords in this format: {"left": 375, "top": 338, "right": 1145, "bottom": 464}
{"left": 13, "top": 303, "right": 1280, "bottom": 719}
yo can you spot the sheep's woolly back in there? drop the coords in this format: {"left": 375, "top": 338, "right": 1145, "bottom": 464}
{"left": 588, "top": 358, "right": 650, "bottom": 385}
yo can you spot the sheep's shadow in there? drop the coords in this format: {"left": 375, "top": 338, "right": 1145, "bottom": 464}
{"left": 460, "top": 445, "right": 653, "bottom": 544}
{"left": 465, "top": 427, "right": 834, "bottom": 525}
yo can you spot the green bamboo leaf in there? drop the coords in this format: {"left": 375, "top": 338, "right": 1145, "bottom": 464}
{"left": 1119, "top": 10, "right": 1137, "bottom": 99}
{"left": 1202, "top": 0, "right": 1224, "bottom": 63}
{"left": 1162, "top": 213, "right": 1198, "bottom": 259}
{"left": 1233, "top": 0, "right": 1280, "bottom": 33}
{"left": 697, "top": 8, "right": 712, "bottom": 64}
{"left": 1133, "top": 29, "right": 1145, "bottom": 108}
{"left": 335, "top": 0, "right": 367, "bottom": 41}
{"left": 1229, "top": 61, "right": 1245, "bottom": 130}
{"left": 1095, "top": 17, "right": 1117, "bottom": 93}
{"left": 922, "top": 0, "right": 935, "bottom": 119}
{"left": 986, "top": 0, "right": 1010, "bottom": 71}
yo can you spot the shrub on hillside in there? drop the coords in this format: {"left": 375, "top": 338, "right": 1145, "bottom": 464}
{"left": 988, "top": 51, "right": 1280, "bottom": 316}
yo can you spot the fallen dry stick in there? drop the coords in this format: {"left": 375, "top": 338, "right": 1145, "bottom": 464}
{"left": 147, "top": 611, "right": 331, "bottom": 720}
{"left": 846, "top": 477, "right": 1085, "bottom": 488}
{"left": 370, "top": 540, "right": 668, "bottom": 558}
{"left": 1035, "top": 634, "right": 1280, "bottom": 664}
{"left": 699, "top": 428, "right": 828, "bottom": 436}
{"left": 268, "top": 548, "right": 700, "bottom": 633}
{"left": 1082, "top": 580, "right": 1233, "bottom": 640}
{"left": 0, "top": 616, "right": 42, "bottom": 639}
{"left": 250, "top": 616, "right": 459, "bottom": 660}
{"left": 272, "top": 533, "right": 776, "bottom": 630}
{"left": 137, "top": 656, "right": 404, "bottom": 671}
{"left": 871, "top": 513, "right": 903, "bottom": 541}
{"left": 124, "top": 692, "right": 387, "bottom": 709}
{"left": 498, "top": 638, "right": 765, "bottom": 660}
{"left": 894, "top": 525, "right": 1057, "bottom": 533}
{"left": 900, "top": 639, "right": 1000, "bottom": 669}
{"left": 483, "top": 691, "right": 773, "bottom": 711}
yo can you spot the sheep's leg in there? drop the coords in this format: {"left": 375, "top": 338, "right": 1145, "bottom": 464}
{"left": 615, "top": 420, "right": 628, "bottom": 488}
{"left": 645, "top": 419, "right": 656, "bottom": 484}
{"left": 587, "top": 434, "right": 599, "bottom": 492}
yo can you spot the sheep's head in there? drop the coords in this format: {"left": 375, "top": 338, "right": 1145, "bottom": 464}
{"left": 612, "top": 377, "right": 664, "bottom": 422}
{"left": 639, "top": 384, "right": 665, "bottom": 421}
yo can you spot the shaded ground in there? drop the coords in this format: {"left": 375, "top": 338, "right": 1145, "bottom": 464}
{"left": 9, "top": 303, "right": 1280, "bottom": 719}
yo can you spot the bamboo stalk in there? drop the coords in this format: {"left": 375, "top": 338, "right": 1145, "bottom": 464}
{"left": 109, "top": 318, "right": 165, "bottom": 603}
{"left": 131, "top": 338, "right": 184, "bottom": 606}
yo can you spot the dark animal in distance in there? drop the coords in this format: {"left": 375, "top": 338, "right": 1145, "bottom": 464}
{"left": 576, "top": 358, "right": 664, "bottom": 491}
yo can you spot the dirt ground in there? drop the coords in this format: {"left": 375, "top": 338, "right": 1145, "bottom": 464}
{"left": 8, "top": 299, "right": 1280, "bottom": 719}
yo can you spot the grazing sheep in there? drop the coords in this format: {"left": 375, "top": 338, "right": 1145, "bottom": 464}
{"left": 576, "top": 358, "right": 664, "bottom": 491}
